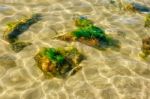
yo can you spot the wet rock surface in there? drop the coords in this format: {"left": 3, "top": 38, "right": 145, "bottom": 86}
{"left": 56, "top": 16, "right": 120, "bottom": 50}
{"left": 3, "top": 13, "right": 42, "bottom": 52}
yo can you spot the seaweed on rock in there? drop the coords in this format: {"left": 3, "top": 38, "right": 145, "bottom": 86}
{"left": 72, "top": 25, "right": 105, "bottom": 40}
{"left": 55, "top": 16, "right": 120, "bottom": 50}
{"left": 34, "top": 47, "right": 84, "bottom": 78}
{"left": 3, "top": 13, "right": 42, "bottom": 52}
{"left": 4, "top": 13, "right": 42, "bottom": 43}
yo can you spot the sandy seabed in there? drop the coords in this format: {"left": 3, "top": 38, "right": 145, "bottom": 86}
{"left": 0, "top": 0, "right": 150, "bottom": 99}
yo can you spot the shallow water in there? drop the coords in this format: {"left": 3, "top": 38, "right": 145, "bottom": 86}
{"left": 0, "top": 0, "right": 150, "bottom": 99}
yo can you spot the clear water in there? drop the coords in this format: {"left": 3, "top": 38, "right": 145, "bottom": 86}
{"left": 0, "top": 0, "right": 150, "bottom": 99}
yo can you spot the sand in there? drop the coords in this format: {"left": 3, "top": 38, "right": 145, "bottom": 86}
{"left": 0, "top": 0, "right": 150, "bottom": 99}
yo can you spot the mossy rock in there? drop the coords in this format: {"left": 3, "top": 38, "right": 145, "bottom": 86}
{"left": 3, "top": 13, "right": 41, "bottom": 52}
{"left": 55, "top": 16, "right": 120, "bottom": 50}
{"left": 34, "top": 47, "right": 84, "bottom": 78}
{"left": 72, "top": 25, "right": 105, "bottom": 40}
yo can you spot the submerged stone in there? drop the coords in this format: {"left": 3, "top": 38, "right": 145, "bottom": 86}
{"left": 34, "top": 47, "right": 84, "bottom": 78}
{"left": 11, "top": 42, "right": 32, "bottom": 52}
{"left": 140, "top": 37, "right": 150, "bottom": 58}
{"left": 72, "top": 25, "right": 106, "bottom": 40}
{"left": 4, "top": 13, "right": 42, "bottom": 43}
{"left": 132, "top": 3, "right": 150, "bottom": 12}
{"left": 3, "top": 13, "right": 42, "bottom": 52}
{"left": 55, "top": 16, "right": 120, "bottom": 50}
{"left": 123, "top": 3, "right": 150, "bottom": 13}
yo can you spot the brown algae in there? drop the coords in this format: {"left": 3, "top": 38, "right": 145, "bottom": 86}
{"left": 34, "top": 47, "right": 84, "bottom": 78}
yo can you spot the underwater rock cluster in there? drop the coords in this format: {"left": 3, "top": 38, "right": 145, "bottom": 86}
{"left": 2, "top": 10, "right": 150, "bottom": 79}
{"left": 33, "top": 16, "right": 121, "bottom": 78}
{"left": 34, "top": 47, "right": 84, "bottom": 78}
{"left": 3, "top": 13, "right": 42, "bottom": 52}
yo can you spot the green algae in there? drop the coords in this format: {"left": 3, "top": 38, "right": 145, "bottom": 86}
{"left": 56, "top": 16, "right": 120, "bottom": 50}
{"left": 42, "top": 48, "right": 65, "bottom": 65}
{"left": 72, "top": 25, "right": 105, "bottom": 40}
{"left": 120, "top": 2, "right": 150, "bottom": 13}
{"left": 34, "top": 47, "right": 84, "bottom": 78}
{"left": 3, "top": 13, "right": 42, "bottom": 52}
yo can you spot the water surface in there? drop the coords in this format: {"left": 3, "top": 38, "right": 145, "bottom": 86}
{"left": 0, "top": 0, "right": 150, "bottom": 99}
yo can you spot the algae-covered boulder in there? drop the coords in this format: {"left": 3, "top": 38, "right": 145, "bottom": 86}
{"left": 34, "top": 47, "right": 84, "bottom": 78}
{"left": 140, "top": 37, "right": 150, "bottom": 58}
{"left": 72, "top": 25, "right": 106, "bottom": 40}
{"left": 3, "top": 13, "right": 42, "bottom": 52}
{"left": 55, "top": 16, "right": 120, "bottom": 50}
{"left": 3, "top": 13, "right": 42, "bottom": 43}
